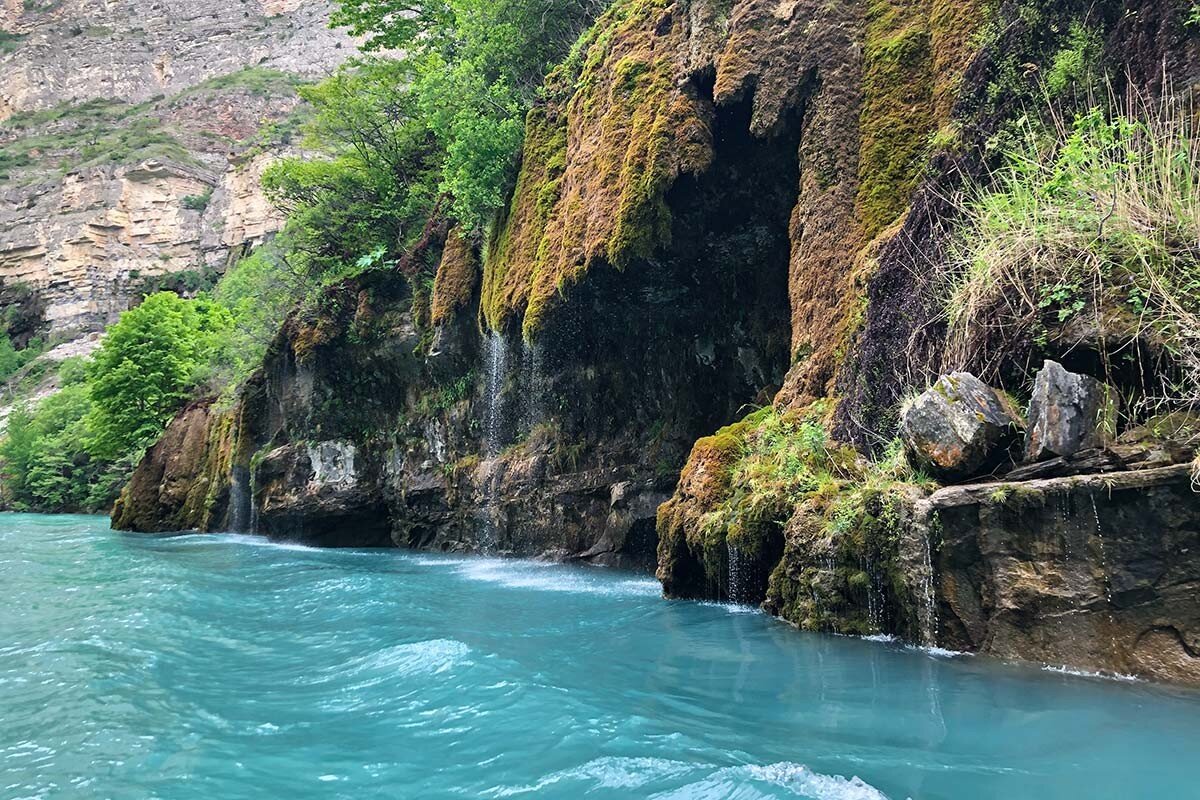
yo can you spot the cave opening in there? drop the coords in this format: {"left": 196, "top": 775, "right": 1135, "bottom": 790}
{"left": 535, "top": 82, "right": 806, "bottom": 476}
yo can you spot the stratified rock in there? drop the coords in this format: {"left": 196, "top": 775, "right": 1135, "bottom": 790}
{"left": 899, "top": 372, "right": 1021, "bottom": 480}
{"left": 1024, "top": 361, "right": 1119, "bottom": 463}
{"left": 927, "top": 464, "right": 1200, "bottom": 684}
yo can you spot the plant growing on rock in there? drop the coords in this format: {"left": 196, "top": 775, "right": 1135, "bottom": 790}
{"left": 944, "top": 95, "right": 1200, "bottom": 417}
{"left": 658, "top": 401, "right": 939, "bottom": 632}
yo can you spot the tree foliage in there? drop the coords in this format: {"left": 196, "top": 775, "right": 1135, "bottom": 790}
{"left": 87, "top": 292, "right": 231, "bottom": 461}
{"left": 262, "top": 60, "right": 442, "bottom": 281}
{"left": 260, "top": 0, "right": 608, "bottom": 287}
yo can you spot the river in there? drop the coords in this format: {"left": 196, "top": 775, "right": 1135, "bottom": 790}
{"left": 2, "top": 514, "right": 1198, "bottom": 799}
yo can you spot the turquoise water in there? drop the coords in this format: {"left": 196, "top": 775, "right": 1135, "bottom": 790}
{"left": 2, "top": 515, "right": 1199, "bottom": 799}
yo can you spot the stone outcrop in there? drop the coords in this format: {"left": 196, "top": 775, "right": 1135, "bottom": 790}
{"left": 925, "top": 465, "right": 1200, "bottom": 683}
{"left": 0, "top": 0, "right": 353, "bottom": 338}
{"left": 900, "top": 372, "right": 1021, "bottom": 480}
{"left": 1024, "top": 360, "right": 1120, "bottom": 462}
{"left": 111, "top": 399, "right": 235, "bottom": 534}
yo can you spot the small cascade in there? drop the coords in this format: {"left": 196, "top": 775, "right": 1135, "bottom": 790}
{"left": 248, "top": 470, "right": 260, "bottom": 535}
{"left": 1089, "top": 492, "right": 1121, "bottom": 655}
{"left": 1089, "top": 493, "right": 1112, "bottom": 603}
{"left": 918, "top": 529, "right": 939, "bottom": 647}
{"left": 479, "top": 330, "right": 512, "bottom": 551}
{"left": 520, "top": 339, "right": 547, "bottom": 436}
{"left": 484, "top": 331, "right": 509, "bottom": 458}
{"left": 863, "top": 557, "right": 882, "bottom": 631}
{"left": 727, "top": 542, "right": 744, "bottom": 604}
{"left": 229, "top": 465, "right": 250, "bottom": 533}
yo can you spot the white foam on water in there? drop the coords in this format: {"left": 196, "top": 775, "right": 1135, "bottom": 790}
{"left": 857, "top": 634, "right": 899, "bottom": 643}
{"left": 743, "top": 763, "right": 893, "bottom": 800}
{"left": 356, "top": 638, "right": 471, "bottom": 677}
{"left": 406, "top": 555, "right": 475, "bottom": 567}
{"left": 905, "top": 643, "right": 969, "bottom": 659}
{"left": 304, "top": 639, "right": 471, "bottom": 688}
{"left": 1042, "top": 664, "right": 1140, "bottom": 683}
{"left": 491, "top": 758, "right": 893, "bottom": 800}
{"left": 490, "top": 756, "right": 699, "bottom": 796}
{"left": 169, "top": 533, "right": 324, "bottom": 554}
{"left": 453, "top": 560, "right": 660, "bottom": 598}
{"left": 697, "top": 600, "right": 761, "bottom": 615}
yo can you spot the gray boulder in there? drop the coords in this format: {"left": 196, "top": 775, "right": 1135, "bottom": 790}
{"left": 900, "top": 372, "right": 1022, "bottom": 480}
{"left": 1024, "top": 360, "right": 1120, "bottom": 462}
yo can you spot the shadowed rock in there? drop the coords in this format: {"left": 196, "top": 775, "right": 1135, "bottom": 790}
{"left": 1025, "top": 361, "right": 1119, "bottom": 463}
{"left": 900, "top": 372, "right": 1021, "bottom": 481}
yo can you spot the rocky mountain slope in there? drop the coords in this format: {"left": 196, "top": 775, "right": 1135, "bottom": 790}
{"left": 0, "top": 0, "right": 352, "bottom": 339}
{"left": 115, "top": 0, "right": 1200, "bottom": 683}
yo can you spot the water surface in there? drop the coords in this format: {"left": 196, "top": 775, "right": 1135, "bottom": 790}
{"left": 2, "top": 514, "right": 1198, "bottom": 799}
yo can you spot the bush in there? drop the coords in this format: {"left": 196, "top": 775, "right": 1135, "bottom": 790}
{"left": 945, "top": 96, "right": 1200, "bottom": 414}
{"left": 87, "top": 292, "right": 231, "bottom": 460}
{"left": 181, "top": 188, "right": 213, "bottom": 212}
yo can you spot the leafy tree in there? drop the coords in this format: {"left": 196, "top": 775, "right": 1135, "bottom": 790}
{"left": 330, "top": 0, "right": 606, "bottom": 230}
{"left": 87, "top": 292, "right": 231, "bottom": 461}
{"left": 262, "top": 59, "right": 441, "bottom": 280}
{"left": 213, "top": 248, "right": 307, "bottom": 387}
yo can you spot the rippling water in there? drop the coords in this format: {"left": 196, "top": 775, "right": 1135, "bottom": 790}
{"left": 3, "top": 515, "right": 1199, "bottom": 799}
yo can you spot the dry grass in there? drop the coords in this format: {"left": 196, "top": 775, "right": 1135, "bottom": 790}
{"left": 944, "top": 88, "right": 1200, "bottom": 415}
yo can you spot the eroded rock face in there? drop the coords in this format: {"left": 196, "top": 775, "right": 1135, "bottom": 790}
{"left": 0, "top": 1, "right": 348, "bottom": 117}
{"left": 900, "top": 372, "right": 1020, "bottom": 480}
{"left": 928, "top": 465, "right": 1200, "bottom": 683}
{"left": 1025, "top": 360, "right": 1119, "bottom": 462}
{"left": 110, "top": 399, "right": 234, "bottom": 533}
{"left": 0, "top": 1, "right": 353, "bottom": 338}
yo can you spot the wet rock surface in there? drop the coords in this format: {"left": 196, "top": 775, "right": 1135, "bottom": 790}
{"left": 926, "top": 465, "right": 1200, "bottom": 684}
{"left": 1024, "top": 360, "right": 1120, "bottom": 462}
{"left": 899, "top": 372, "right": 1021, "bottom": 480}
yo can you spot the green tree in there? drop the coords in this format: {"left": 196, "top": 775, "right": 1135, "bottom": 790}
{"left": 213, "top": 248, "right": 306, "bottom": 387}
{"left": 87, "top": 292, "right": 231, "bottom": 461}
{"left": 331, "top": 0, "right": 605, "bottom": 229}
{"left": 262, "top": 59, "right": 442, "bottom": 281}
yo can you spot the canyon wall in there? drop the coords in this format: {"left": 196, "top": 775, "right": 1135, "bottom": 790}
{"left": 0, "top": 0, "right": 352, "bottom": 337}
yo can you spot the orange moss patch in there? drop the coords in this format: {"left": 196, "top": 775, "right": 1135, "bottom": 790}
{"left": 431, "top": 227, "right": 478, "bottom": 325}
{"left": 290, "top": 316, "right": 341, "bottom": 363}
{"left": 483, "top": 0, "right": 714, "bottom": 337}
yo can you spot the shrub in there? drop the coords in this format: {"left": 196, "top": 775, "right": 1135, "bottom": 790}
{"left": 181, "top": 188, "right": 213, "bottom": 212}
{"left": 945, "top": 95, "right": 1200, "bottom": 414}
{"left": 87, "top": 292, "right": 231, "bottom": 460}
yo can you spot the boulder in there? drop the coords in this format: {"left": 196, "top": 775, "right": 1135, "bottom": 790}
{"left": 900, "top": 372, "right": 1022, "bottom": 480}
{"left": 1024, "top": 361, "right": 1119, "bottom": 462}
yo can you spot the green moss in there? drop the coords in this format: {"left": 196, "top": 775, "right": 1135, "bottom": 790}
{"left": 482, "top": 0, "right": 712, "bottom": 338}
{"left": 660, "top": 402, "right": 939, "bottom": 631}
{"left": 857, "top": 0, "right": 984, "bottom": 237}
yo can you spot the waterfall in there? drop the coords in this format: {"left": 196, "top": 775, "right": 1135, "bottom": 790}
{"left": 918, "top": 529, "right": 939, "bottom": 647}
{"left": 248, "top": 471, "right": 260, "bottom": 535}
{"left": 520, "top": 339, "right": 547, "bottom": 436}
{"left": 1089, "top": 491, "right": 1121, "bottom": 655}
{"left": 864, "top": 556, "right": 881, "bottom": 631}
{"left": 479, "top": 331, "right": 511, "bottom": 550}
{"left": 484, "top": 331, "right": 509, "bottom": 458}
{"left": 727, "top": 542, "right": 744, "bottom": 604}
{"left": 229, "top": 465, "right": 251, "bottom": 533}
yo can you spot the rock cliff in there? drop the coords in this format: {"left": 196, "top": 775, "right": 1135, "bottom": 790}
{"left": 115, "top": 0, "right": 1200, "bottom": 682}
{"left": 0, "top": 0, "right": 352, "bottom": 337}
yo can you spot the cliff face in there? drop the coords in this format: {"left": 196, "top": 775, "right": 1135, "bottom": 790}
{"left": 0, "top": 0, "right": 352, "bottom": 337}
{"left": 116, "top": 0, "right": 1200, "bottom": 681}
